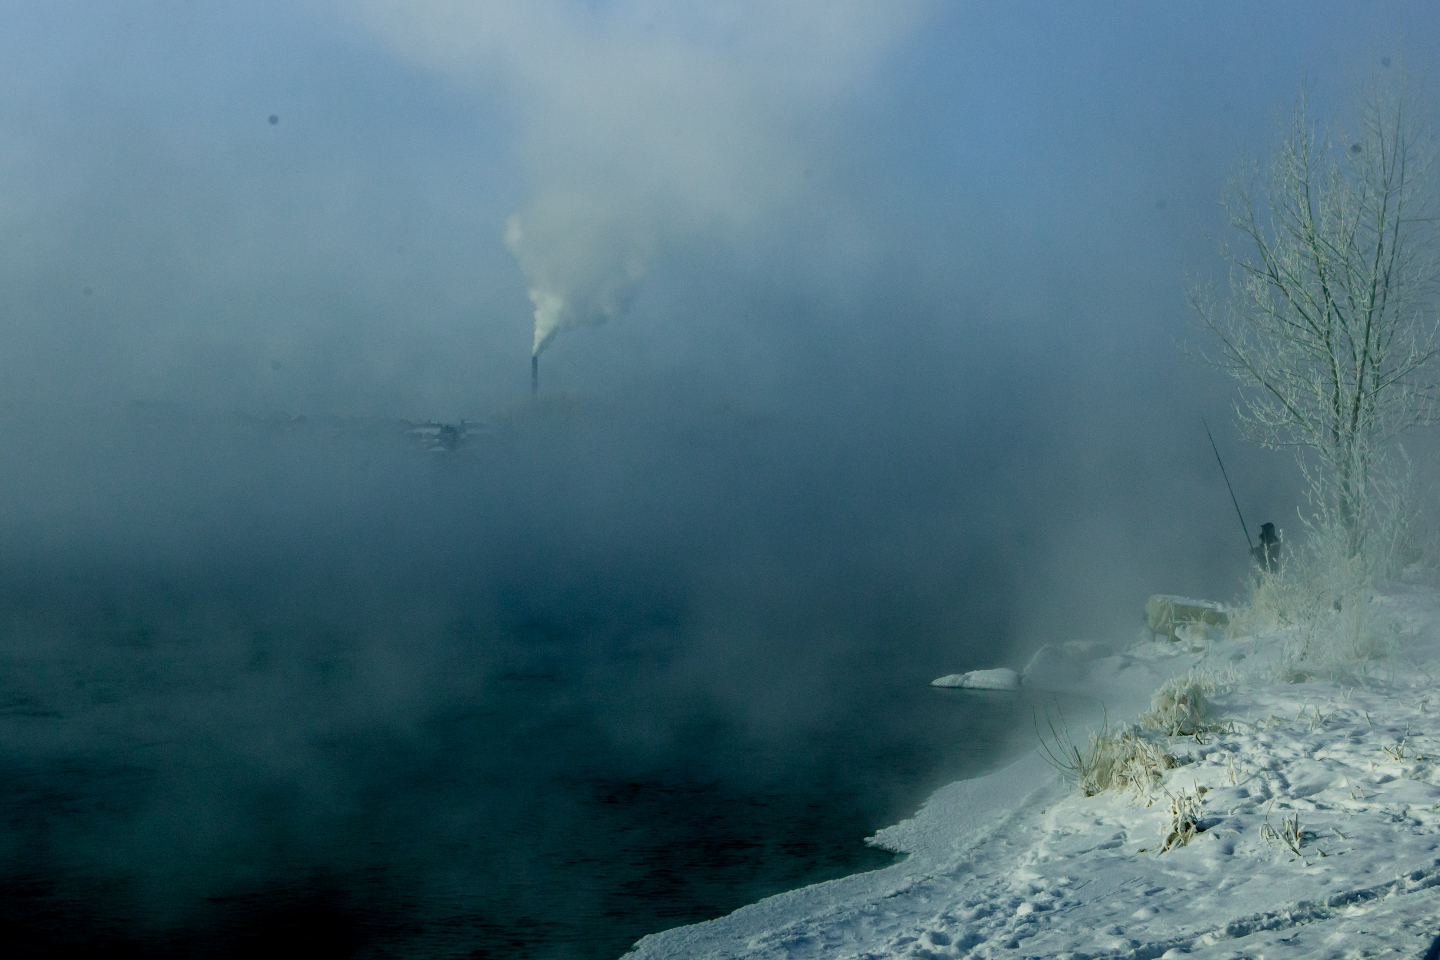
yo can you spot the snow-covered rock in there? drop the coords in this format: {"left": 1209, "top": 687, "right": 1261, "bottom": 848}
{"left": 1145, "top": 594, "right": 1230, "bottom": 641}
{"left": 930, "top": 668, "right": 1020, "bottom": 690}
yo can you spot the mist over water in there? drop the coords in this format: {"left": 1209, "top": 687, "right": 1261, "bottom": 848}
{"left": 0, "top": 339, "right": 1315, "bottom": 958}
{"left": 0, "top": 405, "right": 1084, "bottom": 957}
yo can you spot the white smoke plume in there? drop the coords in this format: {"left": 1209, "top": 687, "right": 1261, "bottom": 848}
{"left": 340, "top": 0, "right": 930, "bottom": 357}
{"left": 504, "top": 197, "right": 653, "bottom": 356}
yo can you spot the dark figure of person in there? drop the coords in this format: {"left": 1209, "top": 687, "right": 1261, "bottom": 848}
{"left": 1252, "top": 522, "right": 1281, "bottom": 573}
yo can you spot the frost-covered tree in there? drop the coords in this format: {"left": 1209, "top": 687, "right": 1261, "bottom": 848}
{"left": 1192, "top": 71, "right": 1440, "bottom": 556}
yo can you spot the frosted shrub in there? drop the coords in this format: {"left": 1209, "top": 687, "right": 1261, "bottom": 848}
{"left": 1138, "top": 669, "right": 1222, "bottom": 736}
{"left": 1084, "top": 727, "right": 1180, "bottom": 798}
{"left": 1366, "top": 447, "right": 1430, "bottom": 582}
{"left": 1275, "top": 601, "right": 1398, "bottom": 683}
{"left": 1228, "top": 501, "right": 1407, "bottom": 682}
{"left": 1158, "top": 788, "right": 1203, "bottom": 853}
{"left": 1277, "top": 515, "right": 1399, "bottom": 681}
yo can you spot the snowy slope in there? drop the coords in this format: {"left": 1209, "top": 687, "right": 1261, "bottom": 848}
{"left": 626, "top": 587, "right": 1440, "bottom": 960}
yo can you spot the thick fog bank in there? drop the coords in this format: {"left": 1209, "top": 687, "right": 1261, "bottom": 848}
{"left": 0, "top": 378, "right": 1264, "bottom": 701}
{"left": 0, "top": 355, "right": 1303, "bottom": 956}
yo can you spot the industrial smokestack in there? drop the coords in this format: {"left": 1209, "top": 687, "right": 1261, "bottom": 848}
{"left": 531, "top": 354, "right": 538, "bottom": 397}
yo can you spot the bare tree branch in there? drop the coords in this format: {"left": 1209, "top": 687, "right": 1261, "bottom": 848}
{"left": 1190, "top": 68, "right": 1439, "bottom": 553}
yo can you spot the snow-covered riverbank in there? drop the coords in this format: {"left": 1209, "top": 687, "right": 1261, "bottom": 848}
{"left": 627, "top": 586, "right": 1440, "bottom": 959}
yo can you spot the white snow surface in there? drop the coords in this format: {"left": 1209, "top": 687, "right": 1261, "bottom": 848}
{"left": 626, "top": 585, "right": 1440, "bottom": 960}
{"left": 931, "top": 669, "right": 1020, "bottom": 691}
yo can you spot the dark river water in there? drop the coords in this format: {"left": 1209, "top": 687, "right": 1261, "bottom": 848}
{"left": 0, "top": 406, "right": 1055, "bottom": 958}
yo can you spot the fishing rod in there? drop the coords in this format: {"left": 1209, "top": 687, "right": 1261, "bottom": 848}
{"left": 1202, "top": 415, "right": 1254, "bottom": 552}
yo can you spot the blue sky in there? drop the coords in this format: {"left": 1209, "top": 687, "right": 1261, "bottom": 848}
{"left": 0, "top": 0, "right": 1435, "bottom": 422}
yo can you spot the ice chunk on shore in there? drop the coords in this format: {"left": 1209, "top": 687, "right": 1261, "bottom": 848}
{"left": 930, "top": 668, "right": 1019, "bottom": 690}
